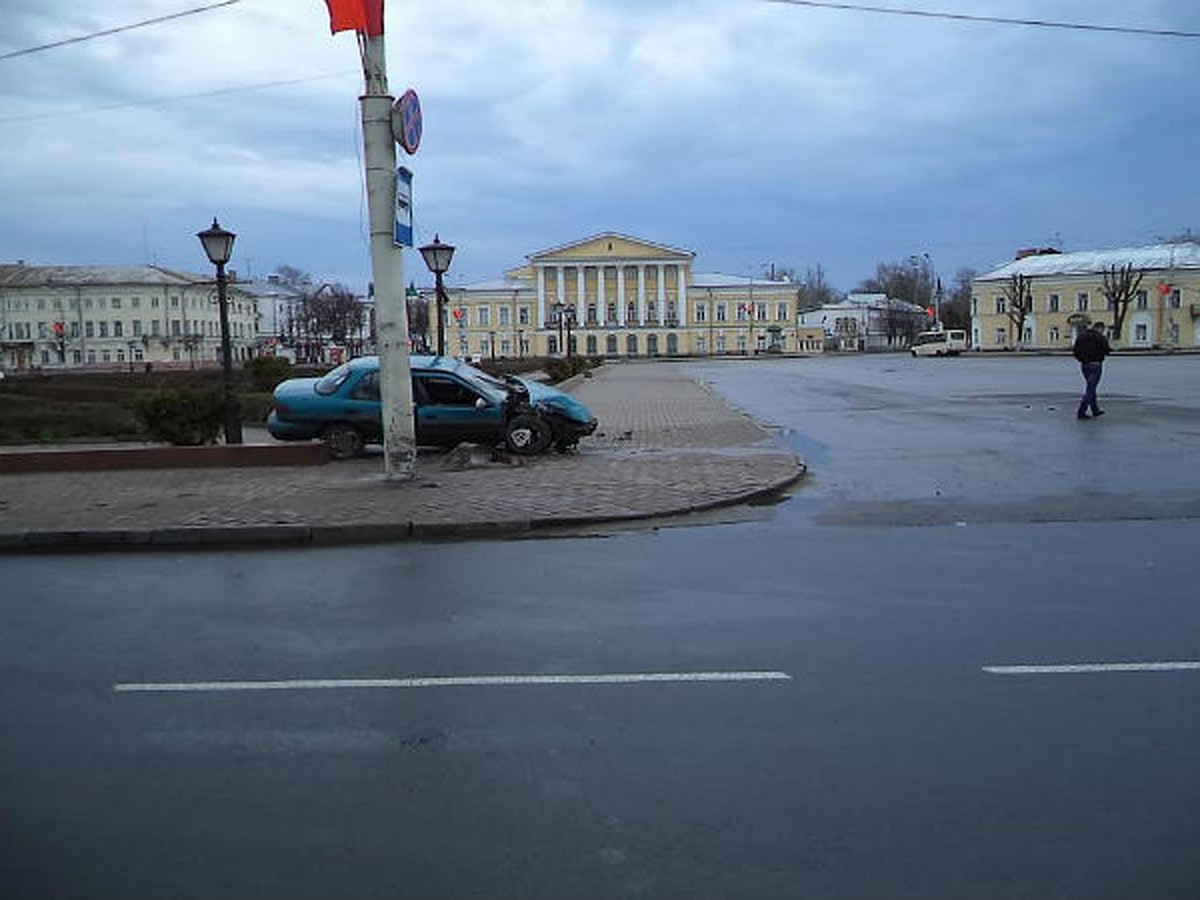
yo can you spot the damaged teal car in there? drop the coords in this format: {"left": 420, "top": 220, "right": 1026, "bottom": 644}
{"left": 266, "top": 355, "right": 597, "bottom": 459}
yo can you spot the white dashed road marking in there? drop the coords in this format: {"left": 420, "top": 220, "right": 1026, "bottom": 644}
{"left": 983, "top": 661, "right": 1200, "bottom": 675}
{"left": 114, "top": 670, "right": 793, "bottom": 693}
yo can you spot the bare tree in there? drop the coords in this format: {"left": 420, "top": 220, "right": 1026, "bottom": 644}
{"left": 302, "top": 284, "right": 364, "bottom": 345}
{"left": 797, "top": 265, "right": 841, "bottom": 311}
{"left": 941, "top": 267, "right": 976, "bottom": 332}
{"left": 1100, "top": 263, "right": 1144, "bottom": 342}
{"left": 1001, "top": 272, "right": 1034, "bottom": 347}
{"left": 857, "top": 258, "right": 934, "bottom": 308}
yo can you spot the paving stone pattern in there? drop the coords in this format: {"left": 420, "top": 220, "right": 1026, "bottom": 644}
{"left": 0, "top": 363, "right": 803, "bottom": 547}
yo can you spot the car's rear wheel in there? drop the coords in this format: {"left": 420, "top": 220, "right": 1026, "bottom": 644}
{"left": 323, "top": 424, "right": 364, "bottom": 459}
{"left": 504, "top": 413, "right": 552, "bottom": 455}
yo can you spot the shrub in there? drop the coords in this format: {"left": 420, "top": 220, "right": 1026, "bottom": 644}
{"left": 543, "top": 355, "right": 595, "bottom": 383}
{"left": 244, "top": 355, "right": 294, "bottom": 392}
{"left": 133, "top": 388, "right": 226, "bottom": 445}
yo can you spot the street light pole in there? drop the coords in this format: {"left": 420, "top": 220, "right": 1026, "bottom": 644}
{"left": 196, "top": 218, "right": 242, "bottom": 446}
{"left": 419, "top": 235, "right": 455, "bottom": 357}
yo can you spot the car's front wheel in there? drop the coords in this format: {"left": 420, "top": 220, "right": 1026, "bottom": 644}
{"left": 322, "top": 424, "right": 364, "bottom": 459}
{"left": 504, "top": 413, "right": 552, "bottom": 455}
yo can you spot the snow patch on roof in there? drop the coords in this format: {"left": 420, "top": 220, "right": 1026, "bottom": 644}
{"left": 979, "top": 243, "right": 1200, "bottom": 281}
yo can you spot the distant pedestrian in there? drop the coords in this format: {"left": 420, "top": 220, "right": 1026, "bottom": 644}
{"left": 1072, "top": 321, "right": 1111, "bottom": 419}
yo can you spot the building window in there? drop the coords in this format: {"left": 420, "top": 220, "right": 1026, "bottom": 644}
{"left": 73, "top": 350, "right": 82, "bottom": 363}
{"left": 696, "top": 302, "right": 707, "bottom": 323}
{"left": 99, "top": 322, "right": 109, "bottom": 337}
{"left": 606, "top": 334, "right": 618, "bottom": 354}
{"left": 776, "top": 302, "right": 788, "bottom": 321}
{"left": 171, "top": 296, "right": 180, "bottom": 308}
{"left": 152, "top": 297, "right": 160, "bottom": 308}
{"left": 500, "top": 339, "right": 511, "bottom": 355}
{"left": 40, "top": 350, "right": 50, "bottom": 364}
{"left": 548, "top": 336, "right": 558, "bottom": 355}
{"left": 737, "top": 334, "right": 747, "bottom": 352}
{"left": 994, "top": 297, "right": 1006, "bottom": 314}
{"left": 112, "top": 298, "right": 122, "bottom": 309}
{"left": 586, "top": 335, "right": 597, "bottom": 355}
{"left": 499, "top": 307, "right": 510, "bottom": 326}
{"left": 1169, "top": 322, "right": 1180, "bottom": 343}
{"left": 716, "top": 302, "right": 727, "bottom": 322}
{"left": 607, "top": 302, "right": 617, "bottom": 322}
{"left": 152, "top": 320, "right": 161, "bottom": 336}
{"left": 756, "top": 302, "right": 767, "bottom": 320}
{"left": 477, "top": 307, "right": 489, "bottom": 326}
{"left": 102, "top": 350, "right": 111, "bottom": 362}
{"left": 626, "top": 334, "right": 638, "bottom": 355}
{"left": 736, "top": 303, "right": 748, "bottom": 321}
{"left": 1049, "top": 326, "right": 1060, "bottom": 343}
{"left": 1076, "top": 292, "right": 1089, "bottom": 312}
{"left": 972, "top": 297, "right": 978, "bottom": 315}
{"left": 627, "top": 301, "right": 637, "bottom": 323}
{"left": 171, "top": 320, "right": 181, "bottom": 336}
{"left": 1135, "top": 289, "right": 1148, "bottom": 310}
{"left": 132, "top": 320, "right": 142, "bottom": 337}
{"left": 113, "top": 321, "right": 123, "bottom": 337}
{"left": 716, "top": 333, "right": 727, "bottom": 353}
{"left": 85, "top": 321, "right": 95, "bottom": 338}
{"left": 87, "top": 350, "right": 96, "bottom": 363}
{"left": 995, "top": 328, "right": 1006, "bottom": 345}
{"left": 1047, "top": 293, "right": 1060, "bottom": 313}
{"left": 518, "top": 306, "right": 530, "bottom": 325}
{"left": 1169, "top": 288, "right": 1181, "bottom": 309}
{"left": 132, "top": 298, "right": 141, "bottom": 309}
{"left": 117, "top": 349, "right": 125, "bottom": 362}
{"left": 37, "top": 321, "right": 47, "bottom": 338}
{"left": 587, "top": 304, "right": 597, "bottom": 325}
{"left": 1135, "top": 323, "right": 1148, "bottom": 342}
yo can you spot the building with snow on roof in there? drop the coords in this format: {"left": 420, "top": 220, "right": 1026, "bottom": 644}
{"left": 0, "top": 263, "right": 259, "bottom": 372}
{"left": 971, "top": 242, "right": 1200, "bottom": 351}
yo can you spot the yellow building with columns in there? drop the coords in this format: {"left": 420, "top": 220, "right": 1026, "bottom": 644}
{"left": 425, "top": 233, "right": 821, "bottom": 359}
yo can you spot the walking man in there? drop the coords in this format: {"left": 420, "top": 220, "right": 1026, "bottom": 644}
{"left": 1072, "top": 321, "right": 1112, "bottom": 419}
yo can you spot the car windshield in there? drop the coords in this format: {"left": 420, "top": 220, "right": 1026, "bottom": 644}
{"left": 314, "top": 363, "right": 353, "bottom": 396}
{"left": 454, "top": 364, "right": 510, "bottom": 400}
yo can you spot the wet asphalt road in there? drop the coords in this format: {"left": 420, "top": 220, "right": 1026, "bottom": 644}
{"left": 2, "top": 353, "right": 1199, "bottom": 899}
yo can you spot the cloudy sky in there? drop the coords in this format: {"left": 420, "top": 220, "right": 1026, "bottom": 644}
{"left": 1, "top": 0, "right": 1197, "bottom": 294}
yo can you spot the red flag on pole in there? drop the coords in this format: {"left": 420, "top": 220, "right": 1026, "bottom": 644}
{"left": 324, "top": 0, "right": 383, "bottom": 35}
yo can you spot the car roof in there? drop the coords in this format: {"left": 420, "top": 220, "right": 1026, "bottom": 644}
{"left": 351, "top": 354, "right": 477, "bottom": 376}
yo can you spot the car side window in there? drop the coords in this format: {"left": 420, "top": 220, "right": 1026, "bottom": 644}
{"left": 420, "top": 375, "right": 481, "bottom": 407}
{"left": 349, "top": 371, "right": 380, "bottom": 401}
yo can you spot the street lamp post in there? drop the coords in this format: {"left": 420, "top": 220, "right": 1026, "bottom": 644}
{"left": 419, "top": 235, "right": 455, "bottom": 356}
{"left": 551, "top": 301, "right": 565, "bottom": 355}
{"left": 196, "top": 218, "right": 242, "bottom": 445}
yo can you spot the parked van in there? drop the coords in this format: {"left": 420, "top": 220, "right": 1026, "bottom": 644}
{"left": 911, "top": 329, "right": 968, "bottom": 357}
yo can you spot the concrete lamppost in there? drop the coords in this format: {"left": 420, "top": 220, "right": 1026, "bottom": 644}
{"left": 196, "top": 218, "right": 242, "bottom": 445}
{"left": 419, "top": 235, "right": 455, "bottom": 356}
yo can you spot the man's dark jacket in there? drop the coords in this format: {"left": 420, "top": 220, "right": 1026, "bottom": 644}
{"left": 1073, "top": 329, "right": 1111, "bottom": 363}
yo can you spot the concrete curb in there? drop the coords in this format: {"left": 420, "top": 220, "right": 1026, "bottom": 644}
{"left": 0, "top": 462, "right": 805, "bottom": 553}
{"left": 0, "top": 442, "right": 329, "bottom": 474}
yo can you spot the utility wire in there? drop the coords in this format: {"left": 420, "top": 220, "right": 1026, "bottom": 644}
{"left": 0, "top": 0, "right": 243, "bottom": 61}
{"left": 763, "top": 0, "right": 1200, "bottom": 39}
{"left": 0, "top": 71, "right": 355, "bottom": 125}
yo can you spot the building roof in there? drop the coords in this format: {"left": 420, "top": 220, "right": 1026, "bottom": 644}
{"left": 691, "top": 272, "right": 794, "bottom": 289}
{"left": 978, "top": 242, "right": 1200, "bottom": 281}
{"left": 0, "top": 263, "right": 209, "bottom": 287}
{"left": 528, "top": 232, "right": 694, "bottom": 262}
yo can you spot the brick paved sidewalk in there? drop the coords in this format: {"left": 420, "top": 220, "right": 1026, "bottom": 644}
{"left": 0, "top": 363, "right": 804, "bottom": 550}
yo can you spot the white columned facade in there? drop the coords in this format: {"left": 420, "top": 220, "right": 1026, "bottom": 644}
{"left": 536, "top": 266, "right": 546, "bottom": 328}
{"left": 556, "top": 266, "right": 566, "bottom": 320}
{"left": 677, "top": 265, "right": 688, "bottom": 326}
{"left": 657, "top": 264, "right": 666, "bottom": 325}
{"left": 576, "top": 267, "right": 585, "bottom": 318}
{"left": 637, "top": 265, "right": 647, "bottom": 326}
{"left": 617, "top": 267, "right": 626, "bottom": 326}
{"left": 597, "top": 266, "right": 606, "bottom": 325}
